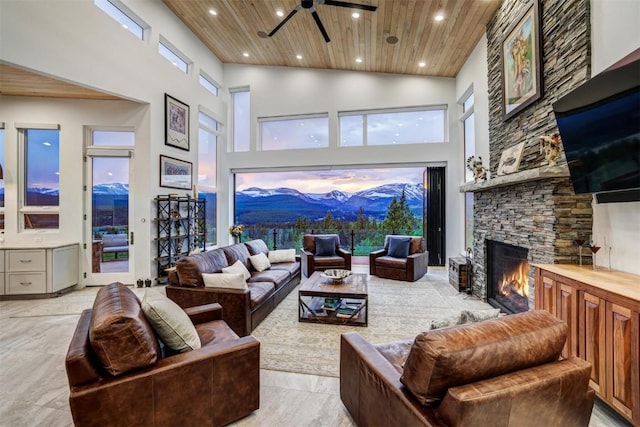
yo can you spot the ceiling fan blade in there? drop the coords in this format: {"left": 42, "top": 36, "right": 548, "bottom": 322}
{"left": 310, "top": 8, "right": 331, "bottom": 43}
{"left": 268, "top": 6, "right": 300, "bottom": 37}
{"left": 322, "top": 0, "right": 377, "bottom": 12}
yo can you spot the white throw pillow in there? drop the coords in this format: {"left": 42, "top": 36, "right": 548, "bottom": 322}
{"left": 141, "top": 290, "right": 201, "bottom": 353}
{"left": 202, "top": 272, "right": 248, "bottom": 290}
{"left": 268, "top": 248, "right": 296, "bottom": 264}
{"left": 249, "top": 253, "right": 271, "bottom": 272}
{"left": 222, "top": 260, "right": 251, "bottom": 280}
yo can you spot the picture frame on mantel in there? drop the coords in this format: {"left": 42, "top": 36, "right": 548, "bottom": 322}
{"left": 165, "top": 93, "right": 190, "bottom": 151}
{"left": 497, "top": 141, "right": 526, "bottom": 175}
{"left": 500, "top": 0, "right": 542, "bottom": 121}
{"left": 159, "top": 155, "right": 192, "bottom": 190}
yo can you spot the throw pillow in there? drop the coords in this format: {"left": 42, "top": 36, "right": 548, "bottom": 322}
{"left": 202, "top": 272, "right": 248, "bottom": 290}
{"left": 222, "top": 260, "right": 251, "bottom": 280}
{"left": 249, "top": 252, "right": 271, "bottom": 272}
{"left": 141, "top": 290, "right": 201, "bottom": 353}
{"left": 315, "top": 236, "right": 336, "bottom": 256}
{"left": 268, "top": 248, "right": 296, "bottom": 263}
{"left": 388, "top": 236, "right": 411, "bottom": 258}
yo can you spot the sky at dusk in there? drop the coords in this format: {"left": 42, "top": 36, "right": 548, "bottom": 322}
{"left": 236, "top": 167, "right": 424, "bottom": 194}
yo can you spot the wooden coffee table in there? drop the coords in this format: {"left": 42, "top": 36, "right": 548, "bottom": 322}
{"left": 298, "top": 271, "right": 368, "bottom": 326}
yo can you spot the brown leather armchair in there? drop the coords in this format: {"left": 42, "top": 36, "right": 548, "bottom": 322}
{"left": 369, "top": 235, "right": 428, "bottom": 281}
{"left": 65, "top": 283, "right": 260, "bottom": 427}
{"left": 340, "top": 310, "right": 595, "bottom": 427}
{"left": 300, "top": 234, "right": 352, "bottom": 277}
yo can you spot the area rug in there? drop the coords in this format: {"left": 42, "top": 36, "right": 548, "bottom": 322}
{"left": 251, "top": 267, "right": 494, "bottom": 377}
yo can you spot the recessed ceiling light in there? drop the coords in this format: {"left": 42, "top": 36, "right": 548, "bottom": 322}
{"left": 276, "top": 10, "right": 284, "bottom": 17}
{"left": 352, "top": 12, "right": 360, "bottom": 18}
{"left": 434, "top": 13, "right": 444, "bottom": 21}
{"left": 257, "top": 31, "right": 268, "bottom": 38}
{"left": 209, "top": 9, "right": 217, "bottom": 16}
{"left": 296, "top": 54, "right": 303, "bottom": 59}
{"left": 355, "top": 57, "right": 363, "bottom": 63}
{"left": 243, "top": 52, "right": 250, "bottom": 57}
{"left": 386, "top": 36, "right": 398, "bottom": 44}
{"left": 418, "top": 61, "right": 426, "bottom": 67}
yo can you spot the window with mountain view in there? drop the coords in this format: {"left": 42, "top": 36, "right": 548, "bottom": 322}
{"left": 198, "top": 112, "right": 218, "bottom": 246}
{"left": 20, "top": 128, "right": 60, "bottom": 229}
{"left": 259, "top": 114, "right": 329, "bottom": 150}
{"left": 234, "top": 167, "right": 424, "bottom": 254}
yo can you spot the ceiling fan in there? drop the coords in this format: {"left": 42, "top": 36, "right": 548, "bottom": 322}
{"left": 265, "top": 0, "right": 377, "bottom": 43}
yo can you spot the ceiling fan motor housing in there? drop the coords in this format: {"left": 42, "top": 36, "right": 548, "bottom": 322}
{"left": 302, "top": 0, "right": 314, "bottom": 8}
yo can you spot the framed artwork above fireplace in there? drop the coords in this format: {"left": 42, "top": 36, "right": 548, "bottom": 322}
{"left": 500, "top": 0, "right": 543, "bottom": 121}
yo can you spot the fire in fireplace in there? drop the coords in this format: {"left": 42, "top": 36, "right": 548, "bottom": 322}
{"left": 486, "top": 240, "right": 530, "bottom": 313}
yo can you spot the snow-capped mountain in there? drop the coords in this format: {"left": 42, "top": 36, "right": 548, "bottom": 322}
{"left": 236, "top": 182, "right": 423, "bottom": 224}
{"left": 92, "top": 183, "right": 130, "bottom": 195}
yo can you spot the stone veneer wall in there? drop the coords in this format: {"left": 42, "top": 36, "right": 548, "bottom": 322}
{"left": 470, "top": 0, "right": 593, "bottom": 303}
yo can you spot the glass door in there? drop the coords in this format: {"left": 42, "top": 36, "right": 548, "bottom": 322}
{"left": 84, "top": 130, "right": 135, "bottom": 285}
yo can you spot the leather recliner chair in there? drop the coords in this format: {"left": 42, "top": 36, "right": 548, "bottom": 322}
{"left": 300, "top": 233, "right": 352, "bottom": 277}
{"left": 65, "top": 283, "right": 260, "bottom": 427}
{"left": 369, "top": 235, "right": 429, "bottom": 281}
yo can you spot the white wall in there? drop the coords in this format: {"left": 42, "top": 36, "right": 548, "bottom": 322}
{"left": 0, "top": 0, "right": 226, "bottom": 284}
{"left": 222, "top": 64, "right": 465, "bottom": 260}
{"left": 590, "top": 0, "right": 640, "bottom": 274}
{"left": 455, "top": 34, "right": 490, "bottom": 253}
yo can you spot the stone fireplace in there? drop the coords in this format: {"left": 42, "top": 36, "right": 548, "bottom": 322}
{"left": 460, "top": 0, "right": 594, "bottom": 308}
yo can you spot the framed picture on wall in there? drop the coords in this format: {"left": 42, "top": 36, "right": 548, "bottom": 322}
{"left": 160, "top": 155, "right": 192, "bottom": 189}
{"left": 165, "top": 93, "right": 190, "bottom": 151}
{"left": 501, "top": 0, "right": 542, "bottom": 121}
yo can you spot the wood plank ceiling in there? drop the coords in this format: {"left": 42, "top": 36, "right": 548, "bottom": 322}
{"left": 163, "top": 0, "right": 501, "bottom": 77}
{"left": 0, "top": 0, "right": 501, "bottom": 100}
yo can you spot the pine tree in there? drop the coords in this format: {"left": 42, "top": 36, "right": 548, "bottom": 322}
{"left": 382, "top": 189, "right": 417, "bottom": 233}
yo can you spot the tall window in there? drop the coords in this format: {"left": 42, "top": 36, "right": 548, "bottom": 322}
{"left": 231, "top": 88, "right": 250, "bottom": 152}
{"left": 18, "top": 127, "right": 60, "bottom": 230}
{"left": 339, "top": 106, "right": 446, "bottom": 147}
{"left": 460, "top": 90, "right": 475, "bottom": 251}
{"left": 94, "top": 0, "right": 147, "bottom": 40}
{"left": 198, "top": 112, "right": 218, "bottom": 246}
{"left": 159, "top": 37, "right": 191, "bottom": 73}
{"left": 259, "top": 114, "right": 329, "bottom": 150}
{"left": 0, "top": 125, "right": 4, "bottom": 230}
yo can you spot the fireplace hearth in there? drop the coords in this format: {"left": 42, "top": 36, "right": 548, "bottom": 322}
{"left": 486, "top": 240, "right": 530, "bottom": 314}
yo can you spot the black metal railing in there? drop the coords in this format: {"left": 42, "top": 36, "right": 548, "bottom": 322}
{"left": 241, "top": 226, "right": 421, "bottom": 256}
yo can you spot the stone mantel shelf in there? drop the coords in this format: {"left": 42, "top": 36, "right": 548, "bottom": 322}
{"left": 459, "top": 165, "right": 570, "bottom": 193}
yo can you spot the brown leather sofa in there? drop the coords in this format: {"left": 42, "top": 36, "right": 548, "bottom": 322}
{"left": 340, "top": 310, "right": 595, "bottom": 427}
{"left": 65, "top": 282, "right": 259, "bottom": 427}
{"left": 166, "top": 239, "right": 300, "bottom": 337}
{"left": 369, "top": 235, "right": 429, "bottom": 281}
{"left": 301, "top": 233, "right": 352, "bottom": 277}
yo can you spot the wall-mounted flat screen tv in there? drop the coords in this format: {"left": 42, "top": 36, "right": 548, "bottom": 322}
{"left": 553, "top": 55, "right": 640, "bottom": 202}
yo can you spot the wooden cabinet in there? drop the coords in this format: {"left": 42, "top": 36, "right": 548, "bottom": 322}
{"left": 535, "top": 265, "right": 640, "bottom": 425}
{"left": 0, "top": 243, "right": 79, "bottom": 299}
